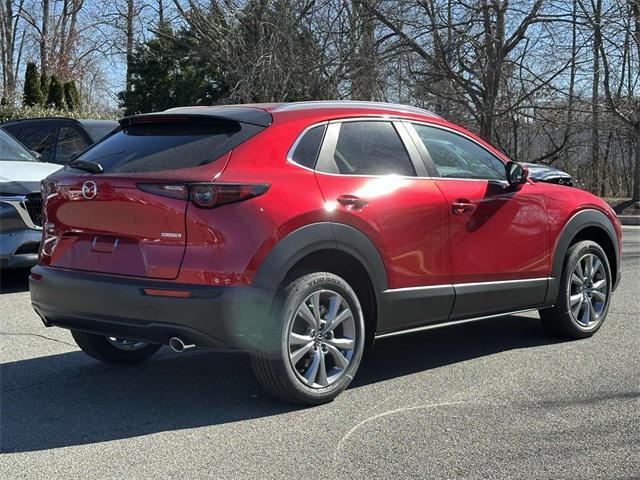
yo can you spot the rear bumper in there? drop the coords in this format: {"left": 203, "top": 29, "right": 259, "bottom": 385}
{"left": 30, "top": 266, "right": 275, "bottom": 351}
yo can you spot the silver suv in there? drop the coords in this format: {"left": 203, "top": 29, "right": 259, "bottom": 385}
{"left": 0, "top": 129, "right": 60, "bottom": 269}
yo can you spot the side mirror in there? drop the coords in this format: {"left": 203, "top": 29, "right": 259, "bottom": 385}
{"left": 506, "top": 161, "right": 528, "bottom": 186}
{"left": 30, "top": 150, "right": 42, "bottom": 160}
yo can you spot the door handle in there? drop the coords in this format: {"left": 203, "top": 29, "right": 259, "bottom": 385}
{"left": 452, "top": 199, "right": 476, "bottom": 215}
{"left": 337, "top": 194, "right": 369, "bottom": 209}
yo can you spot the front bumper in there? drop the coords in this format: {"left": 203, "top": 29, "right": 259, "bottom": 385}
{"left": 1, "top": 199, "right": 42, "bottom": 269}
{"left": 30, "top": 266, "right": 275, "bottom": 351}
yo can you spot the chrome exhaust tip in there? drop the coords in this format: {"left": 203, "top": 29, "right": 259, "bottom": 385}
{"left": 169, "top": 337, "right": 195, "bottom": 353}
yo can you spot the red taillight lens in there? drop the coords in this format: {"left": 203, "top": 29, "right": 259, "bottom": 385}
{"left": 190, "top": 183, "right": 269, "bottom": 208}
{"left": 136, "top": 182, "right": 269, "bottom": 208}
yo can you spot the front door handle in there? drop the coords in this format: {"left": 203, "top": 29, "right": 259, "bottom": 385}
{"left": 452, "top": 199, "right": 476, "bottom": 215}
{"left": 337, "top": 194, "right": 369, "bottom": 209}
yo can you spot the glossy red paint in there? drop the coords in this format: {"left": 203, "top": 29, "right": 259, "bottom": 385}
{"left": 40, "top": 103, "right": 621, "bottom": 292}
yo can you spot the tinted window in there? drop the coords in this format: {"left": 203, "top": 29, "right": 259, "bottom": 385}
{"left": 413, "top": 125, "right": 505, "bottom": 180}
{"left": 291, "top": 124, "right": 326, "bottom": 169}
{"left": 82, "top": 122, "right": 117, "bottom": 141}
{"left": 0, "top": 129, "right": 39, "bottom": 162}
{"left": 56, "top": 126, "right": 90, "bottom": 163}
{"left": 326, "top": 121, "right": 415, "bottom": 176}
{"left": 6, "top": 123, "right": 57, "bottom": 163}
{"left": 75, "top": 119, "right": 263, "bottom": 174}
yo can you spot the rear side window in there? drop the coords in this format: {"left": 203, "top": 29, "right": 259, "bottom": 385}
{"left": 82, "top": 122, "right": 117, "bottom": 142}
{"left": 56, "top": 126, "right": 90, "bottom": 163}
{"left": 290, "top": 124, "right": 326, "bottom": 169}
{"left": 321, "top": 121, "right": 415, "bottom": 176}
{"left": 75, "top": 119, "right": 264, "bottom": 173}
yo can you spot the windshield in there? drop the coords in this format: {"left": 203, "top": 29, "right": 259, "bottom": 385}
{"left": 0, "top": 129, "right": 38, "bottom": 162}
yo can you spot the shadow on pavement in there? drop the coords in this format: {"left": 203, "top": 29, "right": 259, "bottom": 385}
{"left": 1, "top": 313, "right": 561, "bottom": 453}
{"left": 0, "top": 268, "right": 31, "bottom": 294}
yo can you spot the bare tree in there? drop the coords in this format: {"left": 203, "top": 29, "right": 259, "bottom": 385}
{"left": 0, "top": 0, "right": 26, "bottom": 103}
{"left": 582, "top": 0, "right": 640, "bottom": 201}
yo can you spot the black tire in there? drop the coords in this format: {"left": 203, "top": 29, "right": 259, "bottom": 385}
{"left": 71, "top": 330, "right": 161, "bottom": 365}
{"left": 251, "top": 272, "right": 365, "bottom": 405}
{"left": 539, "top": 240, "right": 612, "bottom": 339}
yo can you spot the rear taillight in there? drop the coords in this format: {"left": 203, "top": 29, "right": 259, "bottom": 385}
{"left": 40, "top": 180, "right": 58, "bottom": 258}
{"left": 137, "top": 183, "right": 189, "bottom": 200}
{"left": 136, "top": 182, "right": 269, "bottom": 208}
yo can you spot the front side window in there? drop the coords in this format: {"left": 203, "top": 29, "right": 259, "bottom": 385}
{"left": 320, "top": 121, "right": 415, "bottom": 176}
{"left": 413, "top": 124, "right": 505, "bottom": 180}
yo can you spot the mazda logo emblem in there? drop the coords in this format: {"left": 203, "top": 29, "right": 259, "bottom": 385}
{"left": 82, "top": 181, "right": 97, "bottom": 199}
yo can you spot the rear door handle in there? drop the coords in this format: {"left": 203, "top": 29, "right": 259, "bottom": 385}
{"left": 337, "top": 194, "right": 369, "bottom": 209}
{"left": 452, "top": 199, "right": 476, "bottom": 215}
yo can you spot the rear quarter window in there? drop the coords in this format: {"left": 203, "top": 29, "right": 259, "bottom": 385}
{"left": 290, "top": 124, "right": 326, "bottom": 169}
{"left": 76, "top": 119, "right": 264, "bottom": 174}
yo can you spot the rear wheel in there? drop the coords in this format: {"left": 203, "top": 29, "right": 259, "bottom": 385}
{"left": 540, "top": 240, "right": 612, "bottom": 338}
{"left": 252, "top": 272, "right": 365, "bottom": 405}
{"left": 71, "top": 330, "right": 161, "bottom": 364}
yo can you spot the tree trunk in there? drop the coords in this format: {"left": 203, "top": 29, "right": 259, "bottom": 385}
{"left": 634, "top": 125, "right": 640, "bottom": 202}
{"left": 126, "top": 0, "right": 134, "bottom": 96}
{"left": 40, "top": 0, "right": 49, "bottom": 79}
{"left": 591, "top": 0, "right": 602, "bottom": 196}
{"left": 1, "top": 0, "right": 16, "bottom": 103}
{"left": 351, "top": 0, "right": 376, "bottom": 101}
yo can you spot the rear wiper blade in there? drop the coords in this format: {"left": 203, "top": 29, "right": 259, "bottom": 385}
{"left": 68, "top": 159, "right": 103, "bottom": 174}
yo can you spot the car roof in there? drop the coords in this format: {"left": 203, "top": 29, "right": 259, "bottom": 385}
{"left": 163, "top": 101, "right": 441, "bottom": 118}
{"left": 269, "top": 100, "right": 442, "bottom": 118}
{"left": 150, "top": 101, "right": 442, "bottom": 128}
{"left": 2, "top": 117, "right": 117, "bottom": 127}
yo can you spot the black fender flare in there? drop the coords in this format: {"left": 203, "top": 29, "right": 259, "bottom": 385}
{"left": 252, "top": 222, "right": 388, "bottom": 294}
{"left": 545, "top": 209, "right": 619, "bottom": 303}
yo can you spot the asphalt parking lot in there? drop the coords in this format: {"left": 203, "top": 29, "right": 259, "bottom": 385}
{"left": 1, "top": 227, "right": 638, "bottom": 479}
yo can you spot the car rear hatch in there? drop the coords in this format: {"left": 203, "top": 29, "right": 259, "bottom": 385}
{"left": 41, "top": 108, "right": 271, "bottom": 279}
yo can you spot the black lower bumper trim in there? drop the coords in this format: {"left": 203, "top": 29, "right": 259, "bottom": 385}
{"left": 30, "top": 265, "right": 275, "bottom": 351}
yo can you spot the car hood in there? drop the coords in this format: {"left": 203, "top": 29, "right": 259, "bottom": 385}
{"left": 0, "top": 161, "right": 62, "bottom": 195}
{"left": 523, "top": 163, "right": 572, "bottom": 181}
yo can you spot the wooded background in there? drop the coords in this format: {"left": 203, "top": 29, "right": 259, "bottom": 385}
{"left": 1, "top": 0, "right": 639, "bottom": 202}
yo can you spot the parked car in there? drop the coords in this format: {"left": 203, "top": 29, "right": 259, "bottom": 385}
{"left": 1, "top": 117, "right": 117, "bottom": 165}
{"left": 0, "top": 129, "right": 61, "bottom": 269}
{"left": 523, "top": 162, "right": 574, "bottom": 186}
{"left": 29, "top": 101, "right": 622, "bottom": 405}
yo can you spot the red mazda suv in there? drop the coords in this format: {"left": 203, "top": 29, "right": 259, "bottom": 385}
{"left": 29, "top": 101, "right": 622, "bottom": 405}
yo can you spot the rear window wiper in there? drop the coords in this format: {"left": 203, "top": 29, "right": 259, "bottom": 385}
{"left": 68, "top": 158, "right": 104, "bottom": 174}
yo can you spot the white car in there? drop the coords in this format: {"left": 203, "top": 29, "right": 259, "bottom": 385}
{"left": 0, "top": 129, "right": 61, "bottom": 269}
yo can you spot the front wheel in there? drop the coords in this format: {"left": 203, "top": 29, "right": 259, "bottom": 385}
{"left": 71, "top": 330, "right": 161, "bottom": 364}
{"left": 252, "top": 272, "right": 365, "bottom": 405}
{"left": 540, "top": 240, "right": 612, "bottom": 339}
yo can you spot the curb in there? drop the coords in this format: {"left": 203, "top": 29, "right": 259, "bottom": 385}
{"left": 618, "top": 215, "right": 640, "bottom": 226}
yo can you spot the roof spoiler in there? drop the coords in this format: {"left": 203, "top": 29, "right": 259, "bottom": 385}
{"left": 119, "top": 107, "right": 273, "bottom": 128}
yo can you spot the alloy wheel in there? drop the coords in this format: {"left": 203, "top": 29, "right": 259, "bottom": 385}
{"left": 567, "top": 252, "right": 609, "bottom": 330}
{"left": 287, "top": 289, "right": 356, "bottom": 388}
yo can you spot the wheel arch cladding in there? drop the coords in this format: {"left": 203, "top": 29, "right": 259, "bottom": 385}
{"left": 546, "top": 209, "right": 620, "bottom": 303}
{"left": 252, "top": 222, "right": 388, "bottom": 293}
{"left": 252, "top": 222, "right": 388, "bottom": 340}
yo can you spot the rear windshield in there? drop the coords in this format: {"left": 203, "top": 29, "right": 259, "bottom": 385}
{"left": 75, "top": 119, "right": 263, "bottom": 173}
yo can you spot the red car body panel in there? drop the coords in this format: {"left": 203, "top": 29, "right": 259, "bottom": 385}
{"left": 31, "top": 102, "right": 622, "bottom": 350}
